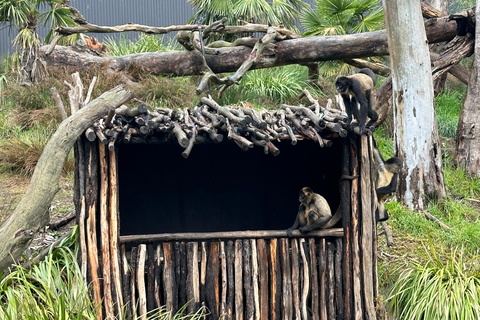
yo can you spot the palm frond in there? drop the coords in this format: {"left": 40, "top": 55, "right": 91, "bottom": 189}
{"left": 0, "top": 0, "right": 30, "bottom": 28}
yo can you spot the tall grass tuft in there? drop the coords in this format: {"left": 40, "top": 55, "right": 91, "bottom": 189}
{"left": 387, "top": 245, "right": 480, "bottom": 320}
{"left": 435, "top": 89, "right": 464, "bottom": 138}
{"left": 0, "top": 227, "right": 98, "bottom": 320}
{"left": 0, "top": 126, "right": 74, "bottom": 175}
{"left": 219, "top": 65, "right": 322, "bottom": 108}
{"left": 105, "top": 34, "right": 181, "bottom": 56}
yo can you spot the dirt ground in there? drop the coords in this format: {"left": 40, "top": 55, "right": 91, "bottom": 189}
{"left": 0, "top": 171, "right": 76, "bottom": 258}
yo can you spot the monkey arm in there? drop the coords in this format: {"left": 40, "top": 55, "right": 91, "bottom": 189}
{"left": 376, "top": 173, "right": 398, "bottom": 195}
{"left": 299, "top": 214, "right": 332, "bottom": 233}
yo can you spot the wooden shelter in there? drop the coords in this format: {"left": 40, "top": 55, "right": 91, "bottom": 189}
{"left": 74, "top": 96, "right": 382, "bottom": 320}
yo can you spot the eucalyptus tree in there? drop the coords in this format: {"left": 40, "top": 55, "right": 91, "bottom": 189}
{"left": 300, "top": 0, "right": 384, "bottom": 76}
{"left": 383, "top": 0, "right": 446, "bottom": 210}
{"left": 0, "top": 0, "right": 75, "bottom": 84}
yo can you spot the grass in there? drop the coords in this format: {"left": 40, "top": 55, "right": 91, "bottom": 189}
{"left": 435, "top": 88, "right": 465, "bottom": 138}
{"left": 386, "top": 245, "right": 480, "bottom": 320}
{"left": 219, "top": 64, "right": 324, "bottom": 108}
{"left": 0, "top": 228, "right": 209, "bottom": 319}
{"left": 104, "top": 34, "right": 182, "bottom": 56}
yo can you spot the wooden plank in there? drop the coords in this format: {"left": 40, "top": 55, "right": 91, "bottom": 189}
{"left": 163, "top": 242, "right": 176, "bottom": 314}
{"left": 206, "top": 242, "right": 220, "bottom": 319}
{"left": 178, "top": 242, "right": 187, "bottom": 309}
{"left": 335, "top": 238, "right": 345, "bottom": 320}
{"left": 108, "top": 149, "right": 123, "bottom": 319}
{"left": 200, "top": 242, "right": 208, "bottom": 311}
{"left": 98, "top": 142, "right": 114, "bottom": 319}
{"left": 344, "top": 138, "right": 354, "bottom": 320}
{"left": 137, "top": 244, "right": 147, "bottom": 320}
{"left": 350, "top": 139, "right": 363, "bottom": 320}
{"left": 309, "top": 238, "right": 319, "bottom": 320}
{"left": 220, "top": 242, "right": 228, "bottom": 318}
{"left": 243, "top": 240, "right": 254, "bottom": 320}
{"left": 257, "top": 239, "right": 269, "bottom": 320}
{"left": 154, "top": 244, "right": 162, "bottom": 309}
{"left": 120, "top": 229, "right": 344, "bottom": 243}
{"left": 121, "top": 244, "right": 132, "bottom": 319}
{"left": 299, "top": 239, "right": 309, "bottom": 320}
{"left": 281, "top": 238, "right": 292, "bottom": 320}
{"left": 235, "top": 240, "right": 244, "bottom": 320}
{"left": 251, "top": 240, "right": 260, "bottom": 320}
{"left": 187, "top": 242, "right": 200, "bottom": 313}
{"left": 147, "top": 244, "right": 155, "bottom": 312}
{"left": 319, "top": 238, "right": 327, "bottom": 320}
{"left": 130, "top": 247, "right": 138, "bottom": 320}
{"left": 270, "top": 239, "right": 281, "bottom": 320}
{"left": 226, "top": 241, "right": 235, "bottom": 320}
{"left": 85, "top": 142, "right": 102, "bottom": 320}
{"left": 327, "top": 241, "right": 335, "bottom": 320}
{"left": 291, "top": 238, "right": 301, "bottom": 320}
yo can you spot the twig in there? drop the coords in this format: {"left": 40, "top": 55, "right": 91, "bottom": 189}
{"left": 423, "top": 211, "right": 451, "bottom": 230}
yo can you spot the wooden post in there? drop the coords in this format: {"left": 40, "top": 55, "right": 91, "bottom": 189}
{"left": 243, "top": 240, "right": 254, "bottom": 320}
{"left": 350, "top": 137, "right": 363, "bottom": 320}
{"left": 290, "top": 239, "right": 301, "bottom": 320}
{"left": 137, "top": 244, "right": 147, "bottom": 320}
{"left": 257, "top": 239, "right": 269, "bottom": 320}
{"left": 187, "top": 242, "right": 200, "bottom": 313}
{"left": 319, "top": 238, "right": 327, "bottom": 320}
{"left": 251, "top": 240, "right": 260, "bottom": 320}
{"left": 270, "top": 239, "right": 281, "bottom": 320}
{"left": 309, "top": 238, "right": 319, "bottom": 320}
{"left": 99, "top": 142, "right": 114, "bottom": 319}
{"left": 226, "top": 240, "right": 235, "bottom": 320}
{"left": 360, "top": 135, "right": 376, "bottom": 319}
{"left": 299, "top": 239, "right": 309, "bottom": 320}
{"left": 281, "top": 238, "right": 292, "bottom": 320}
{"left": 85, "top": 142, "right": 102, "bottom": 320}
{"left": 234, "top": 240, "right": 243, "bottom": 320}
{"left": 108, "top": 149, "right": 124, "bottom": 319}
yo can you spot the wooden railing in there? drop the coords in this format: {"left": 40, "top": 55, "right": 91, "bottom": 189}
{"left": 120, "top": 234, "right": 344, "bottom": 320}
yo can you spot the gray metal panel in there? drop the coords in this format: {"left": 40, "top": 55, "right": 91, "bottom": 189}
{"left": 0, "top": 0, "right": 195, "bottom": 55}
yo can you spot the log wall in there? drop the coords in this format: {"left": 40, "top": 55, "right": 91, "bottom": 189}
{"left": 74, "top": 134, "right": 380, "bottom": 320}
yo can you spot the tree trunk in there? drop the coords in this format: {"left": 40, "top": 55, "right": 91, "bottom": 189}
{"left": 383, "top": 0, "right": 446, "bottom": 210}
{"left": 0, "top": 85, "right": 134, "bottom": 272}
{"left": 455, "top": 4, "right": 480, "bottom": 177}
{"left": 38, "top": 15, "right": 458, "bottom": 77}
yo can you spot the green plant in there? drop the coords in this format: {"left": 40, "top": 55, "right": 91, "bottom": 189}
{"left": 219, "top": 65, "right": 321, "bottom": 107}
{"left": 387, "top": 245, "right": 480, "bottom": 320}
{"left": 0, "top": 125, "right": 74, "bottom": 175}
{"left": 0, "top": 227, "right": 98, "bottom": 320}
{"left": 435, "top": 89, "right": 464, "bottom": 138}
{"left": 105, "top": 34, "right": 181, "bottom": 56}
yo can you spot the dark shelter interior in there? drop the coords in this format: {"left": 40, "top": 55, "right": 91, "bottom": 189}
{"left": 117, "top": 139, "right": 344, "bottom": 235}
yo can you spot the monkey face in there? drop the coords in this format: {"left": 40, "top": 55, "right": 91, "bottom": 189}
{"left": 335, "top": 77, "right": 349, "bottom": 94}
{"left": 299, "top": 190, "right": 306, "bottom": 202}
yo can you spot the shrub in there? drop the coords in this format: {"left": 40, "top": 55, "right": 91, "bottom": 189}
{"left": 387, "top": 246, "right": 480, "bottom": 320}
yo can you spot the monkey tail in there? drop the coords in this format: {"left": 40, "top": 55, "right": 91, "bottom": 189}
{"left": 339, "top": 175, "right": 359, "bottom": 181}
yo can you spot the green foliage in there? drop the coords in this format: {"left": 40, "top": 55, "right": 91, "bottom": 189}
{"left": 387, "top": 246, "right": 480, "bottom": 320}
{"left": 444, "top": 165, "right": 480, "bottom": 199}
{"left": 0, "top": 125, "right": 75, "bottom": 175}
{"left": 435, "top": 89, "right": 464, "bottom": 138}
{"left": 300, "top": 0, "right": 384, "bottom": 36}
{"left": 188, "top": 0, "right": 307, "bottom": 35}
{"left": 0, "top": 227, "right": 98, "bottom": 320}
{"left": 219, "top": 65, "right": 321, "bottom": 108}
{"left": 105, "top": 34, "right": 181, "bottom": 56}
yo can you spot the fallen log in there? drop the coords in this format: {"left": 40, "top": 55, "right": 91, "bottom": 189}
{"left": 39, "top": 14, "right": 458, "bottom": 77}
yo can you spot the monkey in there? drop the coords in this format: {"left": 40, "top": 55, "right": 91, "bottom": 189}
{"left": 287, "top": 187, "right": 332, "bottom": 236}
{"left": 335, "top": 68, "right": 379, "bottom": 135}
{"left": 372, "top": 142, "right": 403, "bottom": 222}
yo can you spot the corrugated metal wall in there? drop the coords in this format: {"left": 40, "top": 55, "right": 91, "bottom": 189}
{"left": 0, "top": 0, "right": 195, "bottom": 55}
{"left": 0, "top": 0, "right": 317, "bottom": 56}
